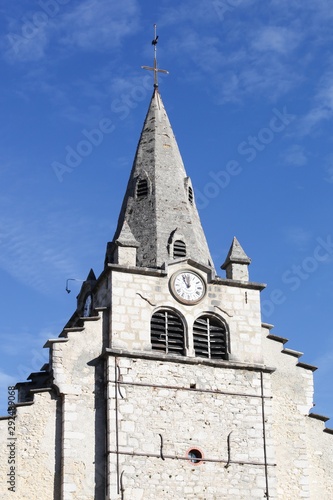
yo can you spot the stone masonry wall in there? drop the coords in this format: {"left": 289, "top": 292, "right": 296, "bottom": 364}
{"left": 50, "top": 314, "right": 106, "bottom": 500}
{"left": 262, "top": 324, "right": 333, "bottom": 499}
{"left": 0, "top": 391, "right": 59, "bottom": 500}
{"left": 106, "top": 355, "right": 275, "bottom": 500}
{"left": 107, "top": 261, "right": 264, "bottom": 365}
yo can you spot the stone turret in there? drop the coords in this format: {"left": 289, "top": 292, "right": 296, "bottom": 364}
{"left": 221, "top": 236, "right": 251, "bottom": 281}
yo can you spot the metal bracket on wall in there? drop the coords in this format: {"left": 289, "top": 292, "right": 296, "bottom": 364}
{"left": 225, "top": 431, "right": 233, "bottom": 469}
{"left": 117, "top": 364, "right": 125, "bottom": 399}
{"left": 120, "top": 471, "right": 125, "bottom": 500}
{"left": 159, "top": 433, "right": 165, "bottom": 460}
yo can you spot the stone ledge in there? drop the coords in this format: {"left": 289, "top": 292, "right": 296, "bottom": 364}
{"left": 210, "top": 277, "right": 266, "bottom": 291}
{"left": 282, "top": 348, "right": 303, "bottom": 358}
{"left": 15, "top": 401, "right": 34, "bottom": 408}
{"left": 44, "top": 338, "right": 69, "bottom": 348}
{"left": 296, "top": 362, "right": 318, "bottom": 372}
{"left": 323, "top": 427, "right": 333, "bottom": 435}
{"left": 267, "top": 334, "right": 289, "bottom": 344}
{"left": 59, "top": 327, "right": 85, "bottom": 338}
{"left": 309, "top": 412, "right": 330, "bottom": 422}
{"left": 78, "top": 315, "right": 101, "bottom": 321}
{"left": 262, "top": 322, "right": 274, "bottom": 330}
{"left": 29, "top": 387, "right": 53, "bottom": 395}
{"left": 107, "top": 263, "right": 167, "bottom": 277}
{"left": 103, "top": 348, "right": 275, "bottom": 373}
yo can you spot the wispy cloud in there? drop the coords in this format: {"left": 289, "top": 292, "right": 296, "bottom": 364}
{"left": 297, "top": 71, "right": 333, "bottom": 136}
{"left": 251, "top": 26, "right": 301, "bottom": 55}
{"left": 2, "top": 0, "right": 141, "bottom": 63}
{"left": 0, "top": 369, "right": 16, "bottom": 388}
{"left": 284, "top": 227, "right": 313, "bottom": 248}
{"left": 0, "top": 200, "right": 110, "bottom": 295}
{"left": 59, "top": 0, "right": 140, "bottom": 52}
{"left": 166, "top": 16, "right": 303, "bottom": 103}
{"left": 324, "top": 154, "right": 333, "bottom": 183}
{"left": 281, "top": 145, "right": 308, "bottom": 167}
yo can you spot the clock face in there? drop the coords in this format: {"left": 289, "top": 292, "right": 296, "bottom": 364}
{"left": 171, "top": 271, "right": 206, "bottom": 304}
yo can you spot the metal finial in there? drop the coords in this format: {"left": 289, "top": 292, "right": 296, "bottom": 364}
{"left": 141, "top": 24, "right": 169, "bottom": 88}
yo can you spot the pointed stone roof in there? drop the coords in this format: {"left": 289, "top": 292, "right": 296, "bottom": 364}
{"left": 86, "top": 269, "right": 96, "bottom": 281}
{"left": 221, "top": 237, "right": 251, "bottom": 269}
{"left": 112, "top": 88, "right": 214, "bottom": 270}
{"left": 115, "top": 220, "right": 139, "bottom": 248}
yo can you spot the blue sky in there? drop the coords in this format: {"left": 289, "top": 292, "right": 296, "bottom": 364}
{"left": 0, "top": 0, "right": 332, "bottom": 419}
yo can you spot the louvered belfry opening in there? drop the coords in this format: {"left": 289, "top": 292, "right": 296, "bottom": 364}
{"left": 188, "top": 186, "right": 194, "bottom": 205}
{"left": 151, "top": 310, "right": 185, "bottom": 355}
{"left": 136, "top": 178, "right": 148, "bottom": 198}
{"left": 193, "top": 315, "right": 227, "bottom": 359}
{"left": 173, "top": 240, "right": 186, "bottom": 258}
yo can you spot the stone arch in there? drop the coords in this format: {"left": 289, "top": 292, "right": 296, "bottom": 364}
{"left": 192, "top": 313, "right": 228, "bottom": 360}
{"left": 150, "top": 308, "right": 186, "bottom": 355}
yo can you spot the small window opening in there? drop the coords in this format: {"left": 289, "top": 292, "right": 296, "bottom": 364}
{"left": 151, "top": 310, "right": 185, "bottom": 355}
{"left": 188, "top": 186, "right": 194, "bottom": 205}
{"left": 193, "top": 315, "right": 227, "bottom": 360}
{"left": 187, "top": 448, "right": 203, "bottom": 465}
{"left": 136, "top": 179, "right": 148, "bottom": 198}
{"left": 173, "top": 240, "right": 186, "bottom": 258}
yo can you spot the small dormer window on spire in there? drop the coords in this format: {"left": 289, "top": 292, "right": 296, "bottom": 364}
{"left": 136, "top": 178, "right": 149, "bottom": 198}
{"left": 188, "top": 186, "right": 193, "bottom": 205}
{"left": 173, "top": 240, "right": 186, "bottom": 258}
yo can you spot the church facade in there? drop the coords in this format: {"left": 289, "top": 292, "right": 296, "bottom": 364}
{"left": 0, "top": 86, "right": 332, "bottom": 499}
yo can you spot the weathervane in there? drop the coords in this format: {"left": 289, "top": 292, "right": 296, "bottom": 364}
{"left": 141, "top": 24, "right": 169, "bottom": 88}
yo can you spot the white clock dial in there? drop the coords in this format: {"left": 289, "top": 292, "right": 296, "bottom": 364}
{"left": 171, "top": 271, "right": 206, "bottom": 304}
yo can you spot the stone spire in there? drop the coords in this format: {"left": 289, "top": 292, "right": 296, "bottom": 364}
{"left": 110, "top": 88, "right": 214, "bottom": 270}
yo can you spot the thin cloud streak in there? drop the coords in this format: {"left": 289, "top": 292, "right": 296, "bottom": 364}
{"left": 2, "top": 0, "right": 141, "bottom": 63}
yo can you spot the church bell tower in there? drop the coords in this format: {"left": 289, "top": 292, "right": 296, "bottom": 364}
{"left": 2, "top": 26, "right": 332, "bottom": 500}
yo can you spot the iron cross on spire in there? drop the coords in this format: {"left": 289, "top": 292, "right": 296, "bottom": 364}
{"left": 141, "top": 24, "right": 169, "bottom": 88}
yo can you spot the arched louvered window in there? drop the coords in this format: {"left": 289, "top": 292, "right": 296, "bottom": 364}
{"left": 193, "top": 315, "right": 227, "bottom": 360}
{"left": 136, "top": 179, "right": 148, "bottom": 198}
{"left": 173, "top": 240, "right": 186, "bottom": 258}
{"left": 151, "top": 310, "right": 185, "bottom": 355}
{"left": 188, "top": 186, "right": 194, "bottom": 205}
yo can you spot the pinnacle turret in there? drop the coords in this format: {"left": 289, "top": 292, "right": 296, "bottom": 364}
{"left": 221, "top": 237, "right": 251, "bottom": 281}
